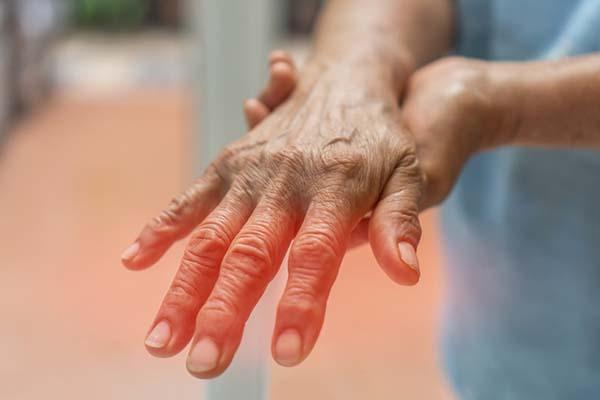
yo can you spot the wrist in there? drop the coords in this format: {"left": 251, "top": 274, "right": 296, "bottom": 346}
{"left": 298, "top": 46, "right": 415, "bottom": 103}
{"left": 489, "top": 59, "right": 589, "bottom": 147}
{"left": 486, "top": 62, "right": 539, "bottom": 148}
{"left": 452, "top": 60, "right": 525, "bottom": 152}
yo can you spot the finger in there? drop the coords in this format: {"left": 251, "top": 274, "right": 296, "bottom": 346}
{"left": 244, "top": 98, "right": 270, "bottom": 129}
{"left": 243, "top": 51, "right": 297, "bottom": 129}
{"left": 258, "top": 61, "right": 298, "bottom": 110}
{"left": 144, "top": 190, "right": 253, "bottom": 357}
{"left": 186, "top": 196, "right": 299, "bottom": 378}
{"left": 368, "top": 159, "right": 423, "bottom": 286}
{"left": 121, "top": 172, "right": 222, "bottom": 270}
{"left": 272, "top": 198, "right": 354, "bottom": 367}
{"left": 268, "top": 50, "right": 295, "bottom": 67}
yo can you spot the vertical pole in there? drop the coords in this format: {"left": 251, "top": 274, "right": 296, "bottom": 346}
{"left": 189, "top": 1, "right": 281, "bottom": 399}
{"left": 191, "top": 0, "right": 277, "bottom": 175}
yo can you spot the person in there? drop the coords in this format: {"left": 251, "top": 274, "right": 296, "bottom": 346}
{"left": 121, "top": 0, "right": 600, "bottom": 397}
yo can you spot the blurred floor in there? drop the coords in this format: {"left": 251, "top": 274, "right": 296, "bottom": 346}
{"left": 51, "top": 31, "right": 188, "bottom": 94}
{"left": 0, "top": 33, "right": 454, "bottom": 400}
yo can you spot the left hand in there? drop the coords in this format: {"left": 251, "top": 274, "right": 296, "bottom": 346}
{"left": 246, "top": 54, "right": 512, "bottom": 220}
{"left": 122, "top": 50, "right": 427, "bottom": 378}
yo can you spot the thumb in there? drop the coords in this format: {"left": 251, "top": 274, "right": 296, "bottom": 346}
{"left": 368, "top": 159, "right": 423, "bottom": 285}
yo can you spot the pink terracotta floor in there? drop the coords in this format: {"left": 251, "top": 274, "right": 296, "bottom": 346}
{"left": 0, "top": 89, "right": 454, "bottom": 399}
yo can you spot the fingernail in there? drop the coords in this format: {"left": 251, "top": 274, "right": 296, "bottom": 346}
{"left": 145, "top": 320, "right": 171, "bottom": 349}
{"left": 398, "top": 242, "right": 419, "bottom": 273}
{"left": 187, "top": 338, "right": 220, "bottom": 374}
{"left": 274, "top": 329, "right": 303, "bottom": 367}
{"left": 121, "top": 242, "right": 140, "bottom": 262}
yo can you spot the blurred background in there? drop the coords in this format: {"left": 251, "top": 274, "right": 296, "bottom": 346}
{"left": 0, "top": 0, "right": 452, "bottom": 399}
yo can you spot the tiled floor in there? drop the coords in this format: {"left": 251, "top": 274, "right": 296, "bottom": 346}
{"left": 0, "top": 33, "right": 454, "bottom": 399}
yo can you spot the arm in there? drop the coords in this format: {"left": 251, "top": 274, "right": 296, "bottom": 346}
{"left": 249, "top": 0, "right": 455, "bottom": 132}
{"left": 311, "top": 0, "right": 453, "bottom": 68}
{"left": 298, "top": 0, "right": 454, "bottom": 100}
{"left": 255, "top": 0, "right": 455, "bottom": 118}
{"left": 493, "top": 55, "right": 600, "bottom": 148}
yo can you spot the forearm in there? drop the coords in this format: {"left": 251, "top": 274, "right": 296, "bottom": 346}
{"left": 301, "top": 0, "right": 455, "bottom": 98}
{"left": 496, "top": 54, "right": 600, "bottom": 148}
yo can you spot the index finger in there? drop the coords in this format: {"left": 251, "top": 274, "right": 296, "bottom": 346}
{"left": 121, "top": 171, "right": 222, "bottom": 270}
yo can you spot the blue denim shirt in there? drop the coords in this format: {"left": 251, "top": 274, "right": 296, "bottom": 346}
{"left": 441, "top": 1, "right": 600, "bottom": 399}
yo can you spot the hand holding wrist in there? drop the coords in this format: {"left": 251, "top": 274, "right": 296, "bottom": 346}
{"left": 401, "top": 57, "right": 515, "bottom": 207}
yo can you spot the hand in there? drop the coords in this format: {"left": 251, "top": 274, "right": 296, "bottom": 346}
{"left": 247, "top": 54, "right": 511, "bottom": 211}
{"left": 122, "top": 51, "right": 426, "bottom": 378}
{"left": 401, "top": 56, "right": 511, "bottom": 207}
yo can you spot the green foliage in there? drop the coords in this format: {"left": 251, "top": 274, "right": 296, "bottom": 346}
{"left": 71, "top": 0, "right": 150, "bottom": 30}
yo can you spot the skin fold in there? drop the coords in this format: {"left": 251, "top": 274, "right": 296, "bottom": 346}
{"left": 121, "top": 0, "right": 600, "bottom": 379}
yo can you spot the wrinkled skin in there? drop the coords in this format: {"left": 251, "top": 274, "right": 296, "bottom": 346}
{"left": 248, "top": 55, "right": 506, "bottom": 213}
{"left": 122, "top": 52, "right": 507, "bottom": 378}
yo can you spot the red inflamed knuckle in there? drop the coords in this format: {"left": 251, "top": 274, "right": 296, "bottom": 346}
{"left": 223, "top": 239, "right": 274, "bottom": 282}
{"left": 388, "top": 208, "right": 421, "bottom": 242}
{"left": 285, "top": 265, "right": 335, "bottom": 299}
{"left": 291, "top": 230, "right": 340, "bottom": 265}
{"left": 278, "top": 295, "right": 322, "bottom": 320}
{"left": 167, "top": 269, "right": 205, "bottom": 307}
{"left": 201, "top": 292, "right": 241, "bottom": 319}
{"left": 187, "top": 223, "right": 230, "bottom": 259}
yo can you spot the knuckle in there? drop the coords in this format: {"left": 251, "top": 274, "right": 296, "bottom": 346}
{"left": 216, "top": 146, "right": 237, "bottom": 164}
{"left": 264, "top": 147, "right": 307, "bottom": 179}
{"left": 211, "top": 147, "right": 243, "bottom": 183}
{"left": 224, "top": 236, "right": 275, "bottom": 280}
{"left": 151, "top": 209, "right": 178, "bottom": 230}
{"left": 152, "top": 176, "right": 219, "bottom": 231}
{"left": 391, "top": 206, "right": 420, "bottom": 226}
{"left": 265, "top": 179, "right": 300, "bottom": 206}
{"left": 164, "top": 196, "right": 186, "bottom": 219}
{"left": 167, "top": 268, "right": 208, "bottom": 307}
{"left": 187, "top": 223, "right": 231, "bottom": 261}
{"left": 292, "top": 229, "right": 341, "bottom": 265}
{"left": 287, "top": 265, "right": 335, "bottom": 299}
{"left": 389, "top": 207, "right": 422, "bottom": 240}
{"left": 270, "top": 146, "right": 304, "bottom": 166}
{"left": 391, "top": 149, "right": 426, "bottom": 190}
{"left": 167, "top": 280, "right": 200, "bottom": 308}
{"left": 180, "top": 251, "right": 220, "bottom": 281}
{"left": 202, "top": 293, "right": 241, "bottom": 319}
{"left": 321, "top": 150, "right": 367, "bottom": 178}
{"left": 397, "top": 146, "right": 420, "bottom": 172}
{"left": 167, "top": 251, "right": 222, "bottom": 307}
{"left": 261, "top": 147, "right": 312, "bottom": 192}
{"left": 151, "top": 190, "right": 195, "bottom": 229}
{"left": 279, "top": 295, "right": 323, "bottom": 320}
{"left": 230, "top": 175, "right": 259, "bottom": 202}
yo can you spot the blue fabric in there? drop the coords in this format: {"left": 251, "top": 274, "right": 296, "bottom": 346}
{"left": 441, "top": 1, "right": 600, "bottom": 399}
